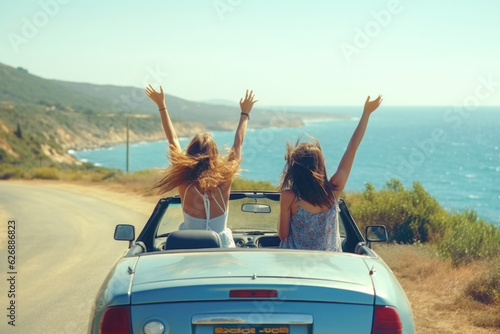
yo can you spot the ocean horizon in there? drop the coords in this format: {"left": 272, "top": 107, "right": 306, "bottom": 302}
{"left": 71, "top": 106, "right": 500, "bottom": 225}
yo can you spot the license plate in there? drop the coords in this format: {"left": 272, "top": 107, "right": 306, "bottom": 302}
{"left": 214, "top": 326, "right": 289, "bottom": 333}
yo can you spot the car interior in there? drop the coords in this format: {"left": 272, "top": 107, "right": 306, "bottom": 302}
{"left": 117, "top": 192, "right": 385, "bottom": 257}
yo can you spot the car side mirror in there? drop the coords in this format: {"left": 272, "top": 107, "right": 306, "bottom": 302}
{"left": 114, "top": 224, "right": 135, "bottom": 248}
{"left": 241, "top": 203, "right": 271, "bottom": 213}
{"left": 365, "top": 225, "right": 388, "bottom": 248}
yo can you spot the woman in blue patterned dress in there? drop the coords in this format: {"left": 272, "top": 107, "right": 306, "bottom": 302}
{"left": 278, "top": 95, "right": 383, "bottom": 251}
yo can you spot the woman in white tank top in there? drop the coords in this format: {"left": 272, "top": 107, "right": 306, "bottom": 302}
{"left": 145, "top": 85, "right": 258, "bottom": 247}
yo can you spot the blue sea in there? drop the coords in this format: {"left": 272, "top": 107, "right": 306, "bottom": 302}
{"left": 70, "top": 106, "right": 500, "bottom": 225}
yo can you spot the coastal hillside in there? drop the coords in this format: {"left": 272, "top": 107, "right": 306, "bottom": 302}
{"left": 0, "top": 62, "right": 344, "bottom": 166}
{"left": 0, "top": 63, "right": 164, "bottom": 165}
{"left": 0, "top": 63, "right": 348, "bottom": 165}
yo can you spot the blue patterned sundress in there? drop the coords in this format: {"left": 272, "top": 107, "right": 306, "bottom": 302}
{"left": 280, "top": 195, "right": 342, "bottom": 252}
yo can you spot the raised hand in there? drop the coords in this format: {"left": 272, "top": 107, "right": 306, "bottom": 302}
{"left": 330, "top": 94, "right": 383, "bottom": 196}
{"left": 239, "top": 89, "right": 259, "bottom": 115}
{"left": 363, "top": 95, "right": 383, "bottom": 114}
{"left": 145, "top": 84, "right": 166, "bottom": 108}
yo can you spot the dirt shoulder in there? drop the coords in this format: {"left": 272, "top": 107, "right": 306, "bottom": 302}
{"left": 375, "top": 244, "right": 500, "bottom": 334}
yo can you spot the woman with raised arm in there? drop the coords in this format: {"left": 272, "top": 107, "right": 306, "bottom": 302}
{"left": 278, "top": 95, "right": 383, "bottom": 251}
{"left": 145, "top": 85, "right": 258, "bottom": 247}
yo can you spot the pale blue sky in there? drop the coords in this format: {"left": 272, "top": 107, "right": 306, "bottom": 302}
{"left": 1, "top": 0, "right": 499, "bottom": 106}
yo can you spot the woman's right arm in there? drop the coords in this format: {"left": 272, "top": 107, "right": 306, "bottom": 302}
{"left": 145, "top": 84, "right": 181, "bottom": 152}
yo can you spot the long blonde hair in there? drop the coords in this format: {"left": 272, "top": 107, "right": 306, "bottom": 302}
{"left": 153, "top": 133, "right": 241, "bottom": 194}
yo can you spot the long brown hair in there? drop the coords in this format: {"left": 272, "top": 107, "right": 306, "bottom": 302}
{"left": 153, "top": 133, "right": 241, "bottom": 194}
{"left": 278, "top": 136, "right": 336, "bottom": 207}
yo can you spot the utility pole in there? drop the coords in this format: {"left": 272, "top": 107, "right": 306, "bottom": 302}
{"left": 125, "top": 114, "right": 151, "bottom": 173}
{"left": 126, "top": 117, "right": 130, "bottom": 173}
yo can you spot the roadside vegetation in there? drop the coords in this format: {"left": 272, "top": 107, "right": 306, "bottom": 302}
{"left": 0, "top": 163, "right": 275, "bottom": 191}
{"left": 1, "top": 163, "right": 499, "bottom": 330}
{"left": 344, "top": 179, "right": 500, "bottom": 329}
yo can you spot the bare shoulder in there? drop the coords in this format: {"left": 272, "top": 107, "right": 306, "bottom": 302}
{"left": 178, "top": 183, "right": 188, "bottom": 196}
{"left": 220, "top": 180, "right": 232, "bottom": 192}
{"left": 280, "top": 190, "right": 297, "bottom": 204}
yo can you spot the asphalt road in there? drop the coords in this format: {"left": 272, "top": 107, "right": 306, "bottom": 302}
{"left": 0, "top": 182, "right": 149, "bottom": 333}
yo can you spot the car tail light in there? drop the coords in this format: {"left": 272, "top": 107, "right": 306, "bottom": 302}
{"left": 100, "top": 306, "right": 132, "bottom": 334}
{"left": 230, "top": 289, "right": 278, "bottom": 298}
{"left": 371, "top": 305, "right": 403, "bottom": 334}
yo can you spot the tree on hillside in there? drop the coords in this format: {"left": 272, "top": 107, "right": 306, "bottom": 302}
{"left": 15, "top": 122, "right": 23, "bottom": 139}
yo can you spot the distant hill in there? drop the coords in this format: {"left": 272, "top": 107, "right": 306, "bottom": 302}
{"left": 200, "top": 99, "right": 239, "bottom": 107}
{"left": 0, "top": 62, "right": 344, "bottom": 166}
{"left": 51, "top": 80, "right": 308, "bottom": 130}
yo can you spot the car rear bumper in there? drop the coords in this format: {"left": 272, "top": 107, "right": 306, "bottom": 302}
{"left": 131, "top": 300, "right": 375, "bottom": 333}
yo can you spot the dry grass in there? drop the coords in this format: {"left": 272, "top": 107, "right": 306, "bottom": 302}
{"left": 374, "top": 243, "right": 500, "bottom": 333}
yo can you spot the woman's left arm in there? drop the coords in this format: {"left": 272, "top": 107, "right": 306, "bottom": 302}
{"left": 278, "top": 190, "right": 294, "bottom": 241}
{"left": 230, "top": 89, "right": 258, "bottom": 161}
{"left": 330, "top": 95, "right": 382, "bottom": 196}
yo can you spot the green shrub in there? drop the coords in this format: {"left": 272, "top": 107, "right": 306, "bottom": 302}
{"left": 345, "top": 179, "right": 500, "bottom": 265}
{"left": 30, "top": 166, "right": 60, "bottom": 180}
{"left": 0, "top": 164, "right": 26, "bottom": 179}
{"left": 438, "top": 211, "right": 500, "bottom": 266}
{"left": 129, "top": 169, "right": 158, "bottom": 177}
{"left": 231, "top": 178, "right": 276, "bottom": 190}
{"left": 110, "top": 169, "right": 157, "bottom": 185}
{"left": 63, "top": 171, "right": 86, "bottom": 181}
{"left": 0, "top": 148, "right": 10, "bottom": 163}
{"left": 88, "top": 169, "right": 121, "bottom": 182}
{"left": 345, "top": 179, "right": 447, "bottom": 244}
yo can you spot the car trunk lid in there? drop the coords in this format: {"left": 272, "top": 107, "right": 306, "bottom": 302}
{"left": 131, "top": 250, "right": 374, "bottom": 305}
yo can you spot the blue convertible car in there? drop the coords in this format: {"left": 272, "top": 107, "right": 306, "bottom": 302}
{"left": 88, "top": 191, "right": 415, "bottom": 334}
